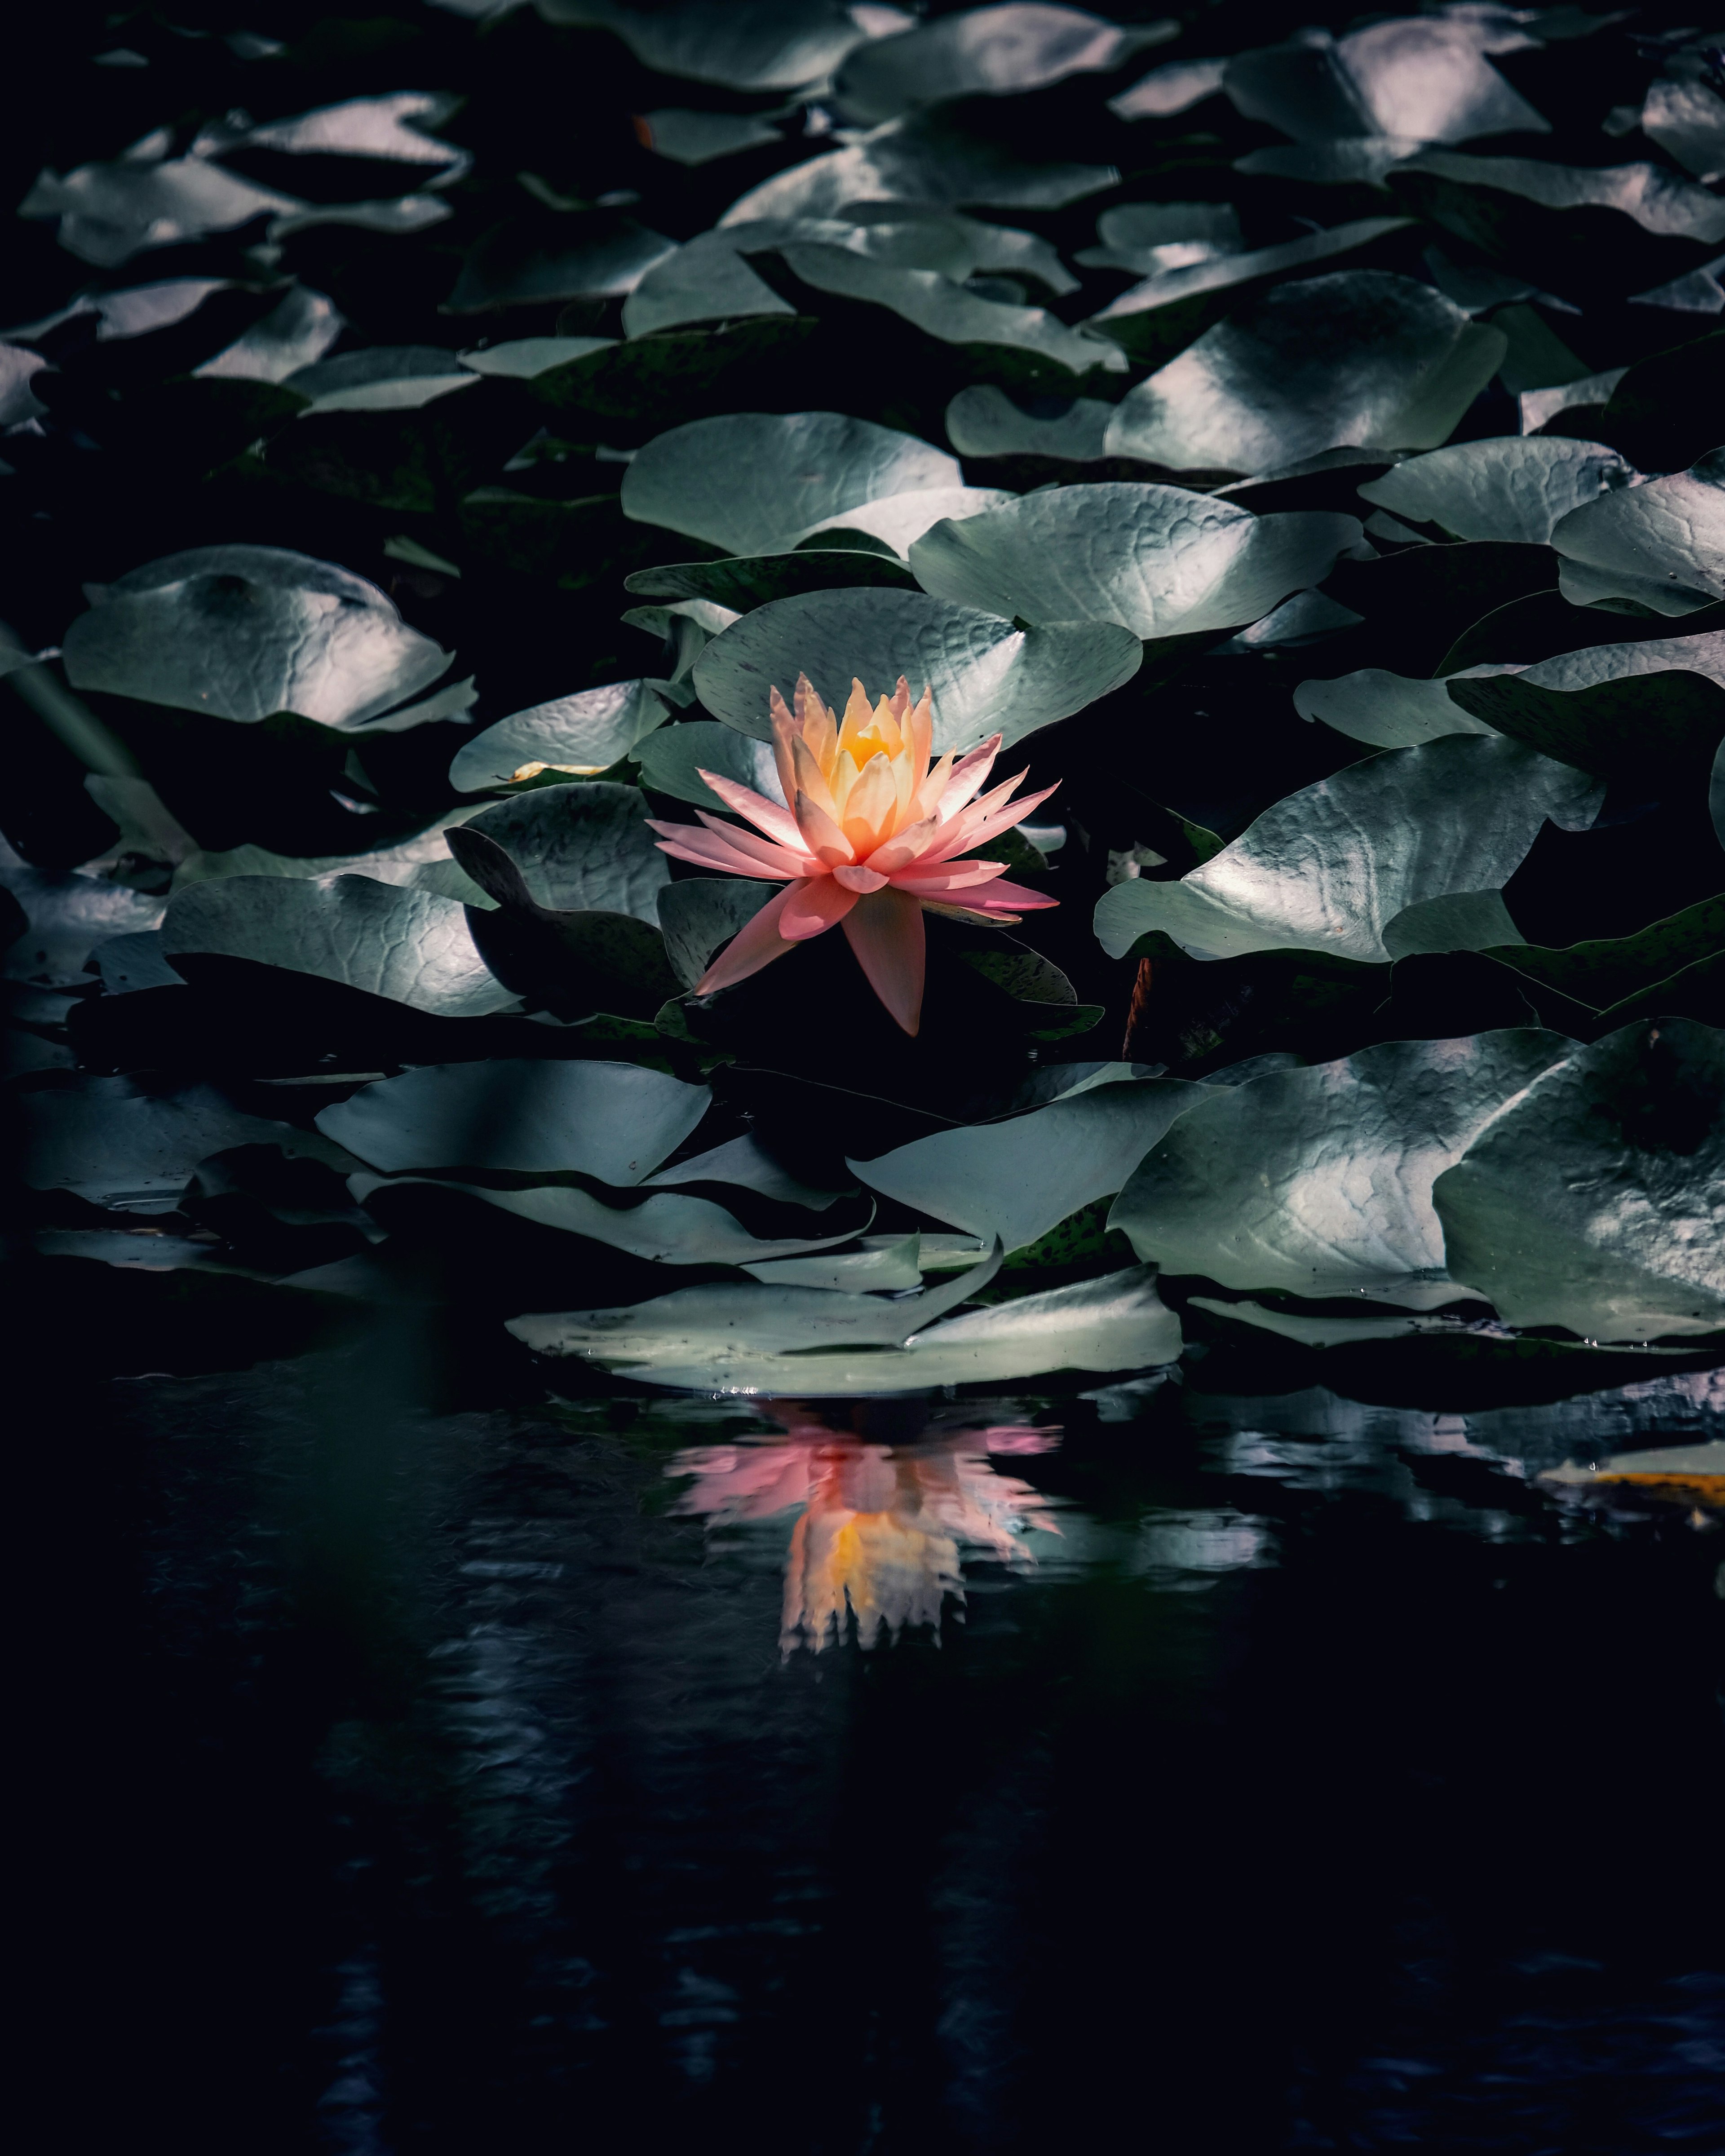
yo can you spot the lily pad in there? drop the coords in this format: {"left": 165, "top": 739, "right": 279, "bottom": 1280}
{"left": 1094, "top": 736, "right": 1603, "bottom": 964}
{"left": 1357, "top": 437, "right": 1635, "bottom": 545}
{"left": 646, "top": 1134, "right": 849, "bottom": 1210}
{"left": 62, "top": 546, "right": 453, "bottom": 728}
{"left": 19, "top": 154, "right": 299, "bottom": 267}
{"left": 634, "top": 109, "right": 784, "bottom": 166}
{"left": 449, "top": 681, "right": 672, "bottom": 791}
{"left": 1550, "top": 451, "right": 1725, "bottom": 615}
{"left": 1394, "top": 150, "right": 1725, "bottom": 246}
{"left": 283, "top": 346, "right": 480, "bottom": 415}
{"left": 909, "top": 483, "right": 1361, "bottom": 638}
{"left": 1293, "top": 667, "right": 1504, "bottom": 750}
{"left": 444, "top": 213, "right": 677, "bottom": 312}
{"left": 1484, "top": 897, "right": 1725, "bottom": 1016}
{"left": 625, "top": 550, "right": 920, "bottom": 610}
{"left": 2, "top": 840, "right": 165, "bottom": 988}
{"left": 452, "top": 782, "right": 668, "bottom": 921}
{"left": 541, "top": 0, "right": 876, "bottom": 91}
{"left": 355, "top": 1170, "right": 862, "bottom": 1267}
{"left": 835, "top": 6, "right": 1176, "bottom": 123}
{"left": 1433, "top": 1019, "right": 1725, "bottom": 1339}
{"left": 456, "top": 336, "right": 616, "bottom": 379}
{"left": 508, "top": 1259, "right": 1180, "bottom": 1391}
{"left": 159, "top": 875, "right": 517, "bottom": 1017}
{"left": 943, "top": 385, "right": 1115, "bottom": 461}
{"left": 1446, "top": 667, "right": 1725, "bottom": 787}
{"left": 194, "top": 283, "right": 345, "bottom": 384}
{"left": 769, "top": 243, "right": 1128, "bottom": 376}
{"left": 19, "top": 1071, "right": 354, "bottom": 1209}
{"left": 1109, "top": 57, "right": 1228, "bottom": 120}
{"left": 1110, "top": 1030, "right": 1570, "bottom": 1299}
{"left": 690, "top": 586, "right": 1142, "bottom": 750}
{"left": 172, "top": 814, "right": 490, "bottom": 908}
{"left": 622, "top": 410, "right": 962, "bottom": 557}
{"left": 851, "top": 1076, "right": 1206, "bottom": 1252}
{"left": 1104, "top": 272, "right": 1507, "bottom": 473}
{"left": 1223, "top": 19, "right": 1548, "bottom": 147}
{"left": 317, "top": 1056, "right": 708, "bottom": 1179}
{"left": 656, "top": 875, "right": 781, "bottom": 993}
{"left": 721, "top": 108, "right": 1118, "bottom": 225}
{"left": 636, "top": 720, "right": 785, "bottom": 811}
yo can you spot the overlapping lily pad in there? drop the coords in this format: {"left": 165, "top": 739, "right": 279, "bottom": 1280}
{"left": 835, "top": 6, "right": 1177, "bottom": 123}
{"left": 62, "top": 547, "right": 454, "bottom": 728}
{"left": 1434, "top": 1021, "right": 1725, "bottom": 1339}
{"left": 1095, "top": 737, "right": 1601, "bottom": 964}
{"left": 449, "top": 681, "right": 672, "bottom": 791}
{"left": 1357, "top": 437, "right": 1636, "bottom": 546}
{"left": 691, "top": 587, "right": 1142, "bottom": 750}
{"left": 908, "top": 483, "right": 1361, "bottom": 638}
{"left": 1550, "top": 451, "right": 1725, "bottom": 615}
{"left": 1110, "top": 1032, "right": 1570, "bottom": 1302}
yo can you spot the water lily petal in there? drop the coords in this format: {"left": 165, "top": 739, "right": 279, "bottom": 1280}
{"left": 961, "top": 875, "right": 1060, "bottom": 912}
{"left": 791, "top": 732, "right": 840, "bottom": 820}
{"left": 886, "top": 857, "right": 1008, "bottom": 891}
{"left": 695, "top": 767, "right": 806, "bottom": 851}
{"left": 693, "top": 809, "right": 818, "bottom": 876}
{"left": 833, "top": 863, "right": 890, "bottom": 892}
{"left": 923, "top": 779, "right": 1062, "bottom": 862}
{"left": 935, "top": 732, "right": 1004, "bottom": 820}
{"left": 794, "top": 790, "right": 854, "bottom": 866}
{"left": 842, "top": 886, "right": 927, "bottom": 1036}
{"left": 649, "top": 819, "right": 797, "bottom": 880}
{"left": 867, "top": 814, "right": 940, "bottom": 874}
{"left": 781, "top": 874, "right": 860, "bottom": 939}
{"left": 694, "top": 883, "right": 799, "bottom": 993}
{"left": 841, "top": 752, "right": 899, "bottom": 853}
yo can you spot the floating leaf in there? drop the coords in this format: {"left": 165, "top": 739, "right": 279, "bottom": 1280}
{"left": 943, "top": 385, "right": 1115, "bottom": 461}
{"left": 452, "top": 782, "right": 668, "bottom": 921}
{"left": 636, "top": 720, "right": 784, "bottom": 810}
{"left": 62, "top": 546, "right": 453, "bottom": 727}
{"left": 194, "top": 283, "right": 344, "bottom": 384}
{"left": 909, "top": 483, "right": 1360, "bottom": 638}
{"left": 449, "top": 681, "right": 672, "bottom": 791}
{"left": 173, "top": 814, "right": 490, "bottom": 907}
{"left": 541, "top": 0, "right": 877, "bottom": 91}
{"left": 1294, "top": 667, "right": 1503, "bottom": 750}
{"left": 444, "top": 212, "right": 677, "bottom": 311}
{"left": 625, "top": 550, "right": 919, "bottom": 610}
{"left": 1104, "top": 273, "right": 1507, "bottom": 473}
{"left": 769, "top": 243, "right": 1128, "bottom": 376}
{"left": 1109, "top": 56, "right": 1227, "bottom": 120}
{"left": 20, "top": 1072, "right": 352, "bottom": 1208}
{"left": 742, "top": 1232, "right": 921, "bottom": 1287}
{"left": 646, "top": 1134, "right": 849, "bottom": 1210}
{"left": 1550, "top": 451, "right": 1725, "bottom": 615}
{"left": 2, "top": 839, "right": 164, "bottom": 988}
{"left": 317, "top": 1057, "right": 708, "bottom": 1178}
{"left": 283, "top": 345, "right": 481, "bottom": 415}
{"left": 1358, "top": 437, "right": 1635, "bottom": 545}
{"left": 1446, "top": 665, "right": 1725, "bottom": 786}
{"left": 91, "top": 930, "right": 184, "bottom": 995}
{"left": 691, "top": 586, "right": 1142, "bottom": 750}
{"left": 0, "top": 345, "right": 52, "bottom": 424}
{"left": 851, "top": 1076, "right": 1206, "bottom": 1251}
{"left": 1095, "top": 737, "right": 1602, "bottom": 963}
{"left": 836, "top": 6, "right": 1175, "bottom": 120}
{"left": 1484, "top": 897, "right": 1725, "bottom": 1015}
{"left": 657, "top": 874, "right": 781, "bottom": 990}
{"left": 634, "top": 108, "right": 784, "bottom": 165}
{"left": 1394, "top": 151, "right": 1725, "bottom": 245}
{"left": 507, "top": 1258, "right": 1179, "bottom": 1391}
{"left": 456, "top": 336, "right": 616, "bottom": 379}
{"left": 1433, "top": 1020, "right": 1725, "bottom": 1339}
{"left": 159, "top": 875, "right": 517, "bottom": 1016}
{"left": 721, "top": 108, "right": 1118, "bottom": 224}
{"left": 1223, "top": 19, "right": 1548, "bottom": 146}
{"left": 19, "top": 154, "right": 298, "bottom": 267}
{"left": 622, "top": 410, "right": 962, "bottom": 556}
{"left": 1111, "top": 1030, "right": 1569, "bottom": 1300}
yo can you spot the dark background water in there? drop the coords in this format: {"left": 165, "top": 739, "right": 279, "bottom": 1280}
{"left": 18, "top": 1321, "right": 1722, "bottom": 2153}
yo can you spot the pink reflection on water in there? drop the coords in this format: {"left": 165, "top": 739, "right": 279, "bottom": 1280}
{"left": 670, "top": 1404, "right": 1062, "bottom": 1655}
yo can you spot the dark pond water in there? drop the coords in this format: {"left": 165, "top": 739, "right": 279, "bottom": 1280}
{"left": 24, "top": 1325, "right": 1723, "bottom": 2153}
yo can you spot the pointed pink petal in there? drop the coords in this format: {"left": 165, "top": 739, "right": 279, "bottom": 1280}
{"left": 692, "top": 810, "right": 818, "bottom": 877}
{"left": 794, "top": 790, "right": 853, "bottom": 867}
{"left": 769, "top": 707, "right": 799, "bottom": 809}
{"left": 920, "top": 779, "right": 1061, "bottom": 863}
{"left": 833, "top": 863, "right": 889, "bottom": 892}
{"left": 886, "top": 858, "right": 1006, "bottom": 892}
{"left": 696, "top": 769, "right": 805, "bottom": 851}
{"left": 651, "top": 829, "right": 796, "bottom": 880}
{"left": 863, "top": 814, "right": 938, "bottom": 875}
{"left": 780, "top": 874, "right": 860, "bottom": 940}
{"left": 961, "top": 876, "right": 1060, "bottom": 912}
{"left": 934, "top": 733, "right": 1003, "bottom": 821}
{"left": 841, "top": 887, "right": 926, "bottom": 1037}
{"left": 694, "top": 884, "right": 800, "bottom": 993}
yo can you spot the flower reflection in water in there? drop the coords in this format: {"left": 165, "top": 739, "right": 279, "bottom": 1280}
{"left": 670, "top": 1404, "right": 1062, "bottom": 1654}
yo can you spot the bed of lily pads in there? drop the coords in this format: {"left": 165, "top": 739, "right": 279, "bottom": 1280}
{"left": 5, "top": 0, "right": 1724, "bottom": 1405}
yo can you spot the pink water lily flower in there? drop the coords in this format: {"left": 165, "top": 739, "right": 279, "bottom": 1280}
{"left": 646, "top": 673, "right": 1059, "bottom": 1036}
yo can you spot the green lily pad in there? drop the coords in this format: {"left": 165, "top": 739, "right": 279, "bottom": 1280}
{"left": 282, "top": 345, "right": 481, "bottom": 415}
{"left": 1394, "top": 150, "right": 1725, "bottom": 244}
{"left": 159, "top": 875, "right": 518, "bottom": 1017}
{"left": 742, "top": 1231, "right": 922, "bottom": 1288}
{"left": 354, "top": 1170, "right": 868, "bottom": 1268}
{"left": 1357, "top": 436, "right": 1636, "bottom": 544}
{"left": 634, "top": 108, "right": 785, "bottom": 164}
{"left": 1223, "top": 19, "right": 1548, "bottom": 146}
{"left": 657, "top": 875, "right": 779, "bottom": 991}
{"left": 456, "top": 336, "right": 616, "bottom": 379}
{"left": 692, "top": 586, "right": 1142, "bottom": 750}
{"left": 444, "top": 212, "right": 677, "bottom": 312}
{"left": 453, "top": 782, "right": 669, "bottom": 921}
{"left": 625, "top": 550, "right": 920, "bottom": 610}
{"left": 540, "top": 0, "right": 875, "bottom": 91}
{"left": 172, "top": 813, "right": 490, "bottom": 908}
{"left": 1446, "top": 666, "right": 1725, "bottom": 786}
{"left": 721, "top": 107, "right": 1118, "bottom": 224}
{"left": 61, "top": 546, "right": 453, "bottom": 728}
{"left": 507, "top": 1257, "right": 1180, "bottom": 1392}
{"left": 1110, "top": 1029, "right": 1570, "bottom": 1299}
{"left": 1103, "top": 272, "right": 1507, "bottom": 474}
{"left": 20, "top": 1071, "right": 350, "bottom": 1209}
{"left": 1294, "top": 667, "right": 1504, "bottom": 750}
{"left": 1433, "top": 1019, "right": 1725, "bottom": 1339}
{"left": 943, "top": 385, "right": 1115, "bottom": 461}
{"left": 1095, "top": 736, "right": 1602, "bottom": 963}
{"left": 1550, "top": 450, "right": 1725, "bottom": 615}
{"left": 851, "top": 1077, "right": 1207, "bottom": 1252}
{"left": 449, "top": 682, "right": 672, "bottom": 792}
{"left": 622, "top": 410, "right": 963, "bottom": 557}
{"left": 316, "top": 1056, "right": 709, "bottom": 1179}
{"left": 909, "top": 483, "right": 1361, "bottom": 638}
{"left": 646, "top": 1134, "right": 850, "bottom": 1210}
{"left": 636, "top": 720, "right": 784, "bottom": 812}
{"left": 835, "top": 7, "right": 1177, "bottom": 123}
{"left": 768, "top": 243, "right": 1128, "bottom": 377}
{"left": 1483, "top": 897, "right": 1725, "bottom": 1014}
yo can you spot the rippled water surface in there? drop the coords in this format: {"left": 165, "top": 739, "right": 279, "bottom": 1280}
{"left": 27, "top": 1327, "right": 1723, "bottom": 2153}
